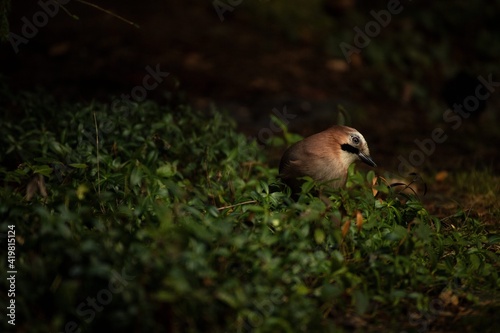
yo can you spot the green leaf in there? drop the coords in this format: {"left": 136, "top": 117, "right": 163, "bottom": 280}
{"left": 385, "top": 225, "right": 407, "bottom": 241}
{"left": 488, "top": 234, "right": 500, "bottom": 244}
{"left": 33, "top": 165, "right": 53, "bottom": 176}
{"left": 207, "top": 206, "right": 219, "bottom": 218}
{"left": 215, "top": 291, "right": 239, "bottom": 308}
{"left": 314, "top": 228, "right": 325, "bottom": 244}
{"left": 353, "top": 289, "right": 369, "bottom": 315}
{"left": 469, "top": 253, "right": 481, "bottom": 271}
{"left": 415, "top": 223, "right": 432, "bottom": 241}
{"left": 69, "top": 163, "right": 88, "bottom": 169}
{"left": 294, "top": 283, "right": 310, "bottom": 296}
{"left": 130, "top": 166, "right": 143, "bottom": 186}
{"left": 156, "top": 162, "right": 177, "bottom": 178}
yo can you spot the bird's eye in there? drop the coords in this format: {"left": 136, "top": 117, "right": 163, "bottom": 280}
{"left": 351, "top": 135, "right": 360, "bottom": 145}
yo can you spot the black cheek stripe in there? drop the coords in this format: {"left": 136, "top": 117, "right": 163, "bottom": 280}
{"left": 341, "top": 144, "right": 359, "bottom": 155}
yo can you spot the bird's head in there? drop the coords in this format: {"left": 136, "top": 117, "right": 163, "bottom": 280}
{"left": 335, "top": 126, "right": 377, "bottom": 168}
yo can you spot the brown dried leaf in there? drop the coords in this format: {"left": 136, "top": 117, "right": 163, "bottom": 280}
{"left": 401, "top": 82, "right": 414, "bottom": 104}
{"left": 356, "top": 211, "right": 363, "bottom": 231}
{"left": 37, "top": 175, "right": 47, "bottom": 198}
{"left": 341, "top": 220, "right": 351, "bottom": 238}
{"left": 26, "top": 174, "right": 47, "bottom": 201}
{"left": 435, "top": 170, "right": 449, "bottom": 182}
{"left": 439, "top": 289, "right": 460, "bottom": 307}
{"left": 372, "top": 176, "right": 378, "bottom": 197}
{"left": 26, "top": 177, "right": 38, "bottom": 201}
{"left": 325, "top": 58, "right": 349, "bottom": 73}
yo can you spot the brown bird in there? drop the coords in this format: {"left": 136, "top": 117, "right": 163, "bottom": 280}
{"left": 279, "top": 125, "right": 376, "bottom": 193}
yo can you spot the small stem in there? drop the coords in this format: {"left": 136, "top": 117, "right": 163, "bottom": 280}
{"left": 217, "top": 200, "right": 258, "bottom": 211}
{"left": 75, "top": 0, "right": 140, "bottom": 28}
{"left": 93, "top": 112, "right": 100, "bottom": 196}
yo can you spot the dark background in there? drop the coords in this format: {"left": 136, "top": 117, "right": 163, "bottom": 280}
{"left": 1, "top": 0, "right": 499, "bottom": 175}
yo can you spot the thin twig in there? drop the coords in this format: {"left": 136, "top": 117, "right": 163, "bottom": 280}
{"left": 93, "top": 112, "right": 101, "bottom": 196}
{"left": 75, "top": 0, "right": 140, "bottom": 28}
{"left": 217, "top": 200, "right": 258, "bottom": 211}
{"left": 55, "top": 0, "right": 80, "bottom": 20}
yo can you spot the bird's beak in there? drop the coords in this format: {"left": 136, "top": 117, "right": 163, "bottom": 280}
{"left": 358, "top": 152, "right": 377, "bottom": 167}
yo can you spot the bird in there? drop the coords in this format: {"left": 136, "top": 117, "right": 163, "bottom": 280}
{"left": 279, "top": 125, "right": 376, "bottom": 194}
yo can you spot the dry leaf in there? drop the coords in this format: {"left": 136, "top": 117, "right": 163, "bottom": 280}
{"left": 356, "top": 211, "right": 363, "bottom": 231}
{"left": 183, "top": 52, "right": 213, "bottom": 71}
{"left": 341, "top": 220, "right": 351, "bottom": 238}
{"left": 325, "top": 58, "right": 349, "bottom": 73}
{"left": 26, "top": 174, "right": 48, "bottom": 201}
{"left": 349, "top": 53, "right": 363, "bottom": 68}
{"left": 439, "top": 289, "right": 459, "bottom": 306}
{"left": 401, "top": 82, "right": 414, "bottom": 104}
{"left": 38, "top": 175, "right": 48, "bottom": 198}
{"left": 48, "top": 42, "right": 70, "bottom": 56}
{"left": 435, "top": 170, "right": 448, "bottom": 182}
{"left": 26, "top": 177, "right": 38, "bottom": 201}
{"left": 372, "top": 176, "right": 378, "bottom": 197}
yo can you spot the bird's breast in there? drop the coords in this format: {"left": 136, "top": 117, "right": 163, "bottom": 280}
{"left": 303, "top": 155, "right": 347, "bottom": 185}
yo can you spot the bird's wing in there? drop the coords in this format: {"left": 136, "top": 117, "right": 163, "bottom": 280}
{"left": 279, "top": 142, "right": 303, "bottom": 178}
{"left": 279, "top": 141, "right": 320, "bottom": 179}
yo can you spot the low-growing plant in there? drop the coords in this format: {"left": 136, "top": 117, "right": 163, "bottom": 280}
{"left": 0, "top": 88, "right": 498, "bottom": 332}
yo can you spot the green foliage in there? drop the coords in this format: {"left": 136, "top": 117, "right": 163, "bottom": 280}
{"left": 0, "top": 91, "right": 498, "bottom": 332}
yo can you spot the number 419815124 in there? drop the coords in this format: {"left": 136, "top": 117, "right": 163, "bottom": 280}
{"left": 7, "top": 225, "right": 16, "bottom": 270}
